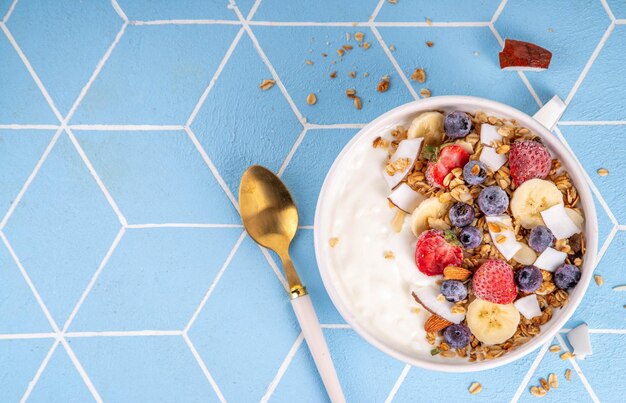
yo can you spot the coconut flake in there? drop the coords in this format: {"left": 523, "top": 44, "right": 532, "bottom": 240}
{"left": 514, "top": 294, "right": 542, "bottom": 319}
{"left": 567, "top": 323, "right": 592, "bottom": 358}
{"left": 411, "top": 286, "right": 465, "bottom": 324}
{"left": 534, "top": 247, "right": 567, "bottom": 272}
{"left": 479, "top": 146, "right": 507, "bottom": 172}
{"left": 480, "top": 123, "right": 502, "bottom": 146}
{"left": 533, "top": 95, "right": 566, "bottom": 131}
{"left": 565, "top": 208, "right": 584, "bottom": 232}
{"left": 541, "top": 204, "right": 581, "bottom": 239}
{"left": 388, "top": 183, "right": 425, "bottom": 213}
{"left": 486, "top": 215, "right": 521, "bottom": 261}
{"left": 383, "top": 138, "right": 424, "bottom": 189}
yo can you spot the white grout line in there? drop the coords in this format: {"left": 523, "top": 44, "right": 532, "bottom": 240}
{"left": 183, "top": 126, "right": 240, "bottom": 211}
{"left": 384, "top": 364, "right": 411, "bottom": 403}
{"left": 69, "top": 124, "right": 184, "bottom": 131}
{"left": 260, "top": 332, "right": 305, "bottom": 403}
{"left": 62, "top": 227, "right": 126, "bottom": 333}
{"left": 617, "top": 19, "right": 626, "bottom": 24}
{"left": 586, "top": 328, "right": 626, "bottom": 334}
{"left": 0, "top": 232, "right": 61, "bottom": 334}
{"left": 600, "top": 0, "right": 616, "bottom": 21}
{"left": 129, "top": 19, "right": 240, "bottom": 26}
{"left": 510, "top": 341, "right": 551, "bottom": 403}
{"left": 246, "top": 21, "right": 493, "bottom": 27}
{"left": 0, "top": 332, "right": 56, "bottom": 340}
{"left": 186, "top": 27, "right": 245, "bottom": 127}
{"left": 248, "top": 20, "right": 368, "bottom": 27}
{"left": 489, "top": 22, "right": 504, "bottom": 45}
{"left": 305, "top": 123, "right": 366, "bottom": 129}
{"left": 565, "top": 22, "right": 615, "bottom": 105}
{"left": 0, "top": 24, "right": 63, "bottom": 122}
{"left": 320, "top": 324, "right": 351, "bottom": 329}
{"left": 375, "top": 21, "right": 490, "bottom": 27}
{"left": 246, "top": 0, "right": 263, "bottom": 20}
{"left": 59, "top": 338, "right": 104, "bottom": 402}
{"left": 595, "top": 224, "right": 618, "bottom": 267}
{"left": 491, "top": 0, "right": 508, "bottom": 23}
{"left": 65, "top": 330, "right": 183, "bottom": 338}
{"left": 277, "top": 126, "right": 308, "bottom": 177}
{"left": 258, "top": 245, "right": 289, "bottom": 291}
{"left": 2, "top": 0, "right": 18, "bottom": 23}
{"left": 20, "top": 339, "right": 60, "bottom": 403}
{"left": 0, "top": 127, "right": 62, "bottom": 230}
{"left": 618, "top": 224, "right": 626, "bottom": 231}
{"left": 369, "top": 24, "right": 420, "bottom": 100}
{"left": 369, "top": 0, "right": 386, "bottom": 22}
{"left": 559, "top": 120, "right": 626, "bottom": 125}
{"left": 64, "top": 22, "right": 127, "bottom": 124}
{"left": 555, "top": 333, "right": 600, "bottom": 403}
{"left": 110, "top": 0, "right": 128, "bottom": 22}
{"left": 126, "top": 223, "right": 244, "bottom": 229}
{"left": 184, "top": 231, "right": 246, "bottom": 333}
{"left": 66, "top": 129, "right": 128, "bottom": 226}
{"left": 298, "top": 225, "right": 314, "bottom": 230}
{"left": 0, "top": 124, "right": 59, "bottom": 130}
{"left": 183, "top": 333, "right": 227, "bottom": 403}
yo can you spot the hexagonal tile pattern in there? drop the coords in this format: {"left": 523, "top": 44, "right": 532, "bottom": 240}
{"left": 376, "top": 0, "right": 502, "bottom": 22}
{"left": 251, "top": 0, "right": 380, "bottom": 22}
{"left": 575, "top": 333, "right": 626, "bottom": 402}
{"left": 71, "top": 24, "right": 240, "bottom": 125}
{"left": 190, "top": 34, "right": 303, "bottom": 193}
{"left": 6, "top": 0, "right": 123, "bottom": 116}
{"left": 69, "top": 228, "right": 243, "bottom": 331}
{"left": 188, "top": 236, "right": 300, "bottom": 401}
{"left": 116, "top": 0, "right": 238, "bottom": 21}
{"left": 0, "top": 32, "right": 58, "bottom": 124}
{"left": 607, "top": 0, "right": 626, "bottom": 19}
{"left": 74, "top": 129, "right": 239, "bottom": 224}
{"left": 377, "top": 26, "right": 538, "bottom": 115}
{"left": 69, "top": 336, "right": 219, "bottom": 401}
{"left": 495, "top": 0, "right": 611, "bottom": 104}
{"left": 3, "top": 134, "right": 121, "bottom": 325}
{"left": 0, "top": 338, "right": 54, "bottom": 401}
{"left": 252, "top": 26, "right": 415, "bottom": 124}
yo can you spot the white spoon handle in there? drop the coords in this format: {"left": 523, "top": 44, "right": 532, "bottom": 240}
{"left": 291, "top": 294, "right": 346, "bottom": 403}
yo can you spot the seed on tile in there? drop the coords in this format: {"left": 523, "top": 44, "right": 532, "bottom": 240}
{"left": 560, "top": 351, "right": 574, "bottom": 360}
{"left": 330, "top": 71, "right": 337, "bottom": 79}
{"left": 305, "top": 59, "right": 314, "bottom": 65}
{"left": 349, "top": 71, "right": 356, "bottom": 78}
{"left": 329, "top": 237, "right": 339, "bottom": 247}
{"left": 259, "top": 79, "right": 275, "bottom": 91}
{"left": 346, "top": 88, "right": 356, "bottom": 98}
{"left": 411, "top": 68, "right": 426, "bottom": 83}
{"left": 549, "top": 373, "right": 558, "bottom": 389}
{"left": 363, "top": 72, "right": 369, "bottom": 77}
{"left": 426, "top": 41, "right": 434, "bottom": 47}
{"left": 565, "top": 369, "right": 572, "bottom": 381}
{"left": 549, "top": 345, "right": 561, "bottom": 353}
{"left": 594, "top": 274, "right": 604, "bottom": 287}
{"left": 307, "top": 93, "right": 317, "bottom": 105}
{"left": 354, "top": 96, "right": 362, "bottom": 110}
{"left": 342, "top": 44, "right": 353, "bottom": 51}
{"left": 426, "top": 17, "right": 432, "bottom": 25}
{"left": 597, "top": 168, "right": 609, "bottom": 176}
{"left": 540, "top": 377, "right": 549, "bottom": 391}
{"left": 468, "top": 382, "right": 482, "bottom": 395}
{"left": 530, "top": 386, "right": 547, "bottom": 397}
{"left": 420, "top": 88, "right": 432, "bottom": 98}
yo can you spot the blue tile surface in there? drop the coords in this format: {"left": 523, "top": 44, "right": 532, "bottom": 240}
{"left": 0, "top": 1, "right": 624, "bottom": 401}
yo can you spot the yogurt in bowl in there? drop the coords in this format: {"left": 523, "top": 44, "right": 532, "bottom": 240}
{"left": 314, "top": 96, "right": 597, "bottom": 372}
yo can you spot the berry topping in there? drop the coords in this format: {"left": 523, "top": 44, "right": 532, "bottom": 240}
{"left": 449, "top": 202, "right": 475, "bottom": 227}
{"left": 528, "top": 226, "right": 555, "bottom": 253}
{"left": 444, "top": 111, "right": 472, "bottom": 139}
{"left": 463, "top": 160, "right": 487, "bottom": 185}
{"left": 515, "top": 265, "right": 543, "bottom": 293}
{"left": 440, "top": 280, "right": 468, "bottom": 302}
{"left": 443, "top": 324, "right": 471, "bottom": 349}
{"left": 472, "top": 259, "right": 517, "bottom": 304}
{"left": 414, "top": 229, "right": 463, "bottom": 276}
{"left": 509, "top": 140, "right": 552, "bottom": 187}
{"left": 425, "top": 145, "right": 470, "bottom": 188}
{"left": 459, "top": 226, "right": 482, "bottom": 249}
{"left": 554, "top": 264, "right": 581, "bottom": 290}
{"left": 478, "top": 186, "right": 509, "bottom": 216}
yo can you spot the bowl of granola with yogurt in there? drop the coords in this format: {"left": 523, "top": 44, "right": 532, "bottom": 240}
{"left": 314, "top": 96, "right": 597, "bottom": 372}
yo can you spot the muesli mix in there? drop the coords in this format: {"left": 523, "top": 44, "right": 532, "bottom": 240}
{"left": 377, "top": 110, "right": 585, "bottom": 361}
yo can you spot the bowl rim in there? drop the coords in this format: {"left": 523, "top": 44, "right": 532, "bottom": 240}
{"left": 313, "top": 95, "right": 598, "bottom": 372}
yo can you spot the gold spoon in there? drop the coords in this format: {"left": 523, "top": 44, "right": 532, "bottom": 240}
{"left": 239, "top": 165, "right": 345, "bottom": 403}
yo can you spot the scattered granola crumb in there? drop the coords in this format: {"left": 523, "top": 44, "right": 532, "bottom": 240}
{"left": 363, "top": 41, "right": 371, "bottom": 49}
{"left": 496, "top": 235, "right": 507, "bottom": 244}
{"left": 388, "top": 0, "right": 397, "bottom": 4}
{"left": 469, "top": 382, "right": 482, "bottom": 395}
{"left": 594, "top": 274, "right": 604, "bottom": 287}
{"left": 321, "top": 52, "right": 327, "bottom": 57}
{"left": 330, "top": 71, "right": 337, "bottom": 79}
{"left": 342, "top": 44, "right": 353, "bottom": 51}
{"left": 389, "top": 44, "right": 396, "bottom": 52}
{"left": 597, "top": 168, "right": 609, "bottom": 176}
{"left": 377, "top": 76, "right": 390, "bottom": 92}
{"left": 549, "top": 345, "right": 561, "bottom": 353}
{"left": 549, "top": 373, "right": 558, "bottom": 389}
{"left": 411, "top": 68, "right": 426, "bottom": 83}
{"left": 307, "top": 93, "right": 317, "bottom": 105}
{"left": 530, "top": 386, "right": 547, "bottom": 397}
{"left": 355, "top": 31, "right": 364, "bottom": 42}
{"left": 305, "top": 59, "right": 314, "bottom": 65}
{"left": 373, "top": 136, "right": 389, "bottom": 149}
{"left": 560, "top": 351, "right": 574, "bottom": 360}
{"left": 337, "top": 48, "right": 345, "bottom": 57}
{"left": 329, "top": 237, "right": 339, "bottom": 247}
{"left": 426, "top": 41, "right": 434, "bottom": 47}
{"left": 259, "top": 79, "right": 275, "bottom": 91}
{"left": 540, "top": 377, "right": 549, "bottom": 391}
{"left": 384, "top": 250, "right": 395, "bottom": 259}
{"left": 420, "top": 88, "right": 431, "bottom": 98}
{"left": 426, "top": 17, "right": 432, "bottom": 26}
{"left": 565, "top": 369, "right": 572, "bottom": 381}
{"left": 349, "top": 71, "right": 356, "bottom": 78}
{"left": 354, "top": 96, "right": 362, "bottom": 110}
{"left": 363, "top": 72, "right": 369, "bottom": 77}
{"left": 346, "top": 88, "right": 356, "bottom": 98}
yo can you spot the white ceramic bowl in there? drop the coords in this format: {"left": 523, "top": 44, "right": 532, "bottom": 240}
{"left": 314, "top": 96, "right": 597, "bottom": 372}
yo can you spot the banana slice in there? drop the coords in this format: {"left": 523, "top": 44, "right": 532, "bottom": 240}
{"left": 512, "top": 242, "right": 537, "bottom": 265}
{"left": 410, "top": 197, "right": 450, "bottom": 236}
{"left": 466, "top": 299, "right": 520, "bottom": 345}
{"left": 510, "top": 179, "right": 563, "bottom": 229}
{"left": 407, "top": 111, "right": 445, "bottom": 146}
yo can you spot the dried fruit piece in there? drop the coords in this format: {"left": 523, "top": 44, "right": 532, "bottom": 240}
{"left": 499, "top": 39, "right": 552, "bottom": 71}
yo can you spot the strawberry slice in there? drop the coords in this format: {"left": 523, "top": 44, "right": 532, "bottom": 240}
{"left": 425, "top": 144, "right": 470, "bottom": 188}
{"left": 415, "top": 229, "right": 463, "bottom": 276}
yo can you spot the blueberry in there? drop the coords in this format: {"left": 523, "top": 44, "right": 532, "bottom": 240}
{"left": 554, "top": 264, "right": 581, "bottom": 290}
{"left": 440, "top": 280, "right": 468, "bottom": 302}
{"left": 459, "top": 226, "right": 482, "bottom": 249}
{"left": 463, "top": 160, "right": 487, "bottom": 185}
{"left": 515, "top": 266, "right": 542, "bottom": 293}
{"left": 444, "top": 111, "right": 472, "bottom": 139}
{"left": 478, "top": 186, "right": 509, "bottom": 216}
{"left": 528, "top": 226, "right": 555, "bottom": 253}
{"left": 449, "top": 202, "right": 475, "bottom": 227}
{"left": 443, "top": 324, "right": 471, "bottom": 349}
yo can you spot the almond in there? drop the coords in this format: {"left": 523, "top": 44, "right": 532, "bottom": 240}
{"left": 424, "top": 314, "right": 453, "bottom": 332}
{"left": 443, "top": 266, "right": 472, "bottom": 281}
